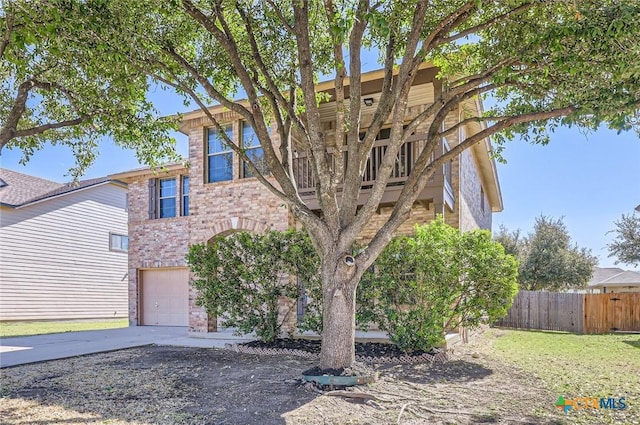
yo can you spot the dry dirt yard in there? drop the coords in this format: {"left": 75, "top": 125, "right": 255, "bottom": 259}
{"left": 0, "top": 331, "right": 566, "bottom": 425}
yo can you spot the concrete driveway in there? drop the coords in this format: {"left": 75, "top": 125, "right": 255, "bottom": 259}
{"left": 0, "top": 326, "right": 237, "bottom": 368}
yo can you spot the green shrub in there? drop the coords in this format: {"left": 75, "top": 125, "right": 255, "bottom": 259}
{"left": 186, "top": 230, "right": 319, "bottom": 342}
{"left": 186, "top": 221, "right": 517, "bottom": 350}
{"left": 359, "top": 218, "right": 519, "bottom": 352}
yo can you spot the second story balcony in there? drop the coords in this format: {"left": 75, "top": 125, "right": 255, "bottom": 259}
{"left": 292, "top": 134, "right": 455, "bottom": 212}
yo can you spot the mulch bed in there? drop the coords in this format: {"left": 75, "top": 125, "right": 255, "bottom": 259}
{"left": 244, "top": 338, "right": 437, "bottom": 357}
{"left": 227, "top": 338, "right": 451, "bottom": 364}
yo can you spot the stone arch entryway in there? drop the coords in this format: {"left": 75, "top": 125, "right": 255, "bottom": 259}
{"left": 203, "top": 216, "right": 270, "bottom": 241}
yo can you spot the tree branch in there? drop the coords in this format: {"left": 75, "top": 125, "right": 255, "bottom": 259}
{"left": 0, "top": 0, "right": 15, "bottom": 60}
{"left": 180, "top": 0, "right": 301, "bottom": 206}
{"left": 401, "top": 83, "right": 501, "bottom": 212}
{"left": 209, "top": 2, "right": 289, "bottom": 182}
{"left": 31, "top": 79, "right": 83, "bottom": 112}
{"left": 362, "top": 105, "right": 577, "bottom": 268}
{"left": 339, "top": 0, "right": 370, "bottom": 227}
{"left": 435, "top": 1, "right": 538, "bottom": 47}
{"left": 356, "top": 31, "right": 396, "bottom": 165}
{"left": 10, "top": 115, "right": 94, "bottom": 140}
{"left": 0, "top": 75, "right": 95, "bottom": 149}
{"left": 153, "top": 61, "right": 318, "bottom": 222}
{"left": 420, "top": 0, "right": 476, "bottom": 54}
{"left": 292, "top": 0, "right": 340, "bottom": 232}
{"left": 235, "top": 3, "right": 305, "bottom": 134}
{"left": 265, "top": 0, "right": 294, "bottom": 33}
{"left": 342, "top": 1, "right": 431, "bottom": 247}
{"left": 161, "top": 45, "right": 252, "bottom": 120}
{"left": 142, "top": 60, "right": 284, "bottom": 198}
{"left": 0, "top": 79, "right": 35, "bottom": 149}
{"left": 323, "top": 0, "right": 348, "bottom": 189}
{"left": 446, "top": 58, "right": 517, "bottom": 91}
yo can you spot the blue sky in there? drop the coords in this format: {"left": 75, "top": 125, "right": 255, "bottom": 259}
{"left": 2, "top": 79, "right": 639, "bottom": 270}
{"left": 492, "top": 126, "right": 639, "bottom": 269}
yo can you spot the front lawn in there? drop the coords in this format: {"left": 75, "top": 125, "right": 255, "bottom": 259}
{"left": 0, "top": 331, "right": 562, "bottom": 425}
{"left": 0, "top": 319, "right": 128, "bottom": 338}
{"left": 491, "top": 329, "right": 640, "bottom": 424}
{"left": 0, "top": 329, "right": 637, "bottom": 424}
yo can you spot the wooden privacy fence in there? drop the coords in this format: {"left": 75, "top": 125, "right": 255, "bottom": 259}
{"left": 495, "top": 290, "right": 640, "bottom": 334}
{"left": 496, "top": 290, "right": 584, "bottom": 333}
{"left": 584, "top": 293, "right": 640, "bottom": 334}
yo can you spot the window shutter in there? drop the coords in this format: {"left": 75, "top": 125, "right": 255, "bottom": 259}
{"left": 148, "top": 178, "right": 156, "bottom": 219}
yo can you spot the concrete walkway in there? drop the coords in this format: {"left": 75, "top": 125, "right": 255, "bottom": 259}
{"left": 1, "top": 326, "right": 460, "bottom": 369}
{"left": 0, "top": 326, "right": 254, "bottom": 368}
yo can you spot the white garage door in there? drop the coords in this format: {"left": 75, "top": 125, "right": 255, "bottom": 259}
{"left": 141, "top": 268, "right": 189, "bottom": 326}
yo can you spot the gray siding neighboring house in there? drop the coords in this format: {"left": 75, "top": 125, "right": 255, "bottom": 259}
{"left": 0, "top": 168, "right": 129, "bottom": 321}
{"left": 587, "top": 267, "right": 640, "bottom": 293}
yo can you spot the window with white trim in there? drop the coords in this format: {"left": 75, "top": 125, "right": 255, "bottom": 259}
{"left": 159, "top": 177, "right": 177, "bottom": 218}
{"left": 207, "top": 125, "right": 233, "bottom": 183}
{"left": 182, "top": 175, "right": 190, "bottom": 216}
{"left": 242, "top": 121, "right": 269, "bottom": 178}
{"left": 148, "top": 176, "right": 189, "bottom": 219}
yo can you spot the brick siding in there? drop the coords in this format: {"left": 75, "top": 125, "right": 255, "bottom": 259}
{"left": 123, "top": 74, "right": 498, "bottom": 335}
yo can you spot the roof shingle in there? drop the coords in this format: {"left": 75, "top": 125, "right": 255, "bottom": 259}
{"left": 597, "top": 270, "right": 640, "bottom": 287}
{"left": 0, "top": 168, "right": 64, "bottom": 207}
{"left": 587, "top": 267, "right": 625, "bottom": 287}
{"left": 0, "top": 168, "right": 118, "bottom": 208}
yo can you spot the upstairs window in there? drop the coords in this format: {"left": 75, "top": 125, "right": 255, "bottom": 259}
{"left": 148, "top": 176, "right": 189, "bottom": 219}
{"left": 159, "top": 178, "right": 177, "bottom": 218}
{"left": 207, "top": 126, "right": 233, "bottom": 183}
{"left": 242, "top": 121, "right": 269, "bottom": 178}
{"left": 182, "top": 176, "right": 190, "bottom": 216}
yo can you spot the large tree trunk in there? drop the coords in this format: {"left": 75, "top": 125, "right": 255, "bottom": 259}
{"left": 319, "top": 252, "right": 359, "bottom": 370}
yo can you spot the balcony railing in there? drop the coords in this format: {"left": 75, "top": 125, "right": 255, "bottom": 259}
{"left": 292, "top": 134, "right": 454, "bottom": 209}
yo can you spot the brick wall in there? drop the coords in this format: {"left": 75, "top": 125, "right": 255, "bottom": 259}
{"left": 358, "top": 204, "right": 436, "bottom": 242}
{"left": 126, "top": 123, "right": 290, "bottom": 331}
{"left": 125, "top": 78, "right": 498, "bottom": 334}
{"left": 458, "top": 148, "right": 492, "bottom": 231}
{"left": 186, "top": 125, "right": 291, "bottom": 333}
{"left": 126, "top": 173, "right": 190, "bottom": 325}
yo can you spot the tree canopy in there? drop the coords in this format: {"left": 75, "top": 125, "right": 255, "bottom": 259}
{"left": 0, "top": 1, "right": 178, "bottom": 177}
{"left": 495, "top": 216, "right": 596, "bottom": 291}
{"left": 608, "top": 213, "right": 640, "bottom": 266}
{"left": 4, "top": 0, "right": 640, "bottom": 369}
